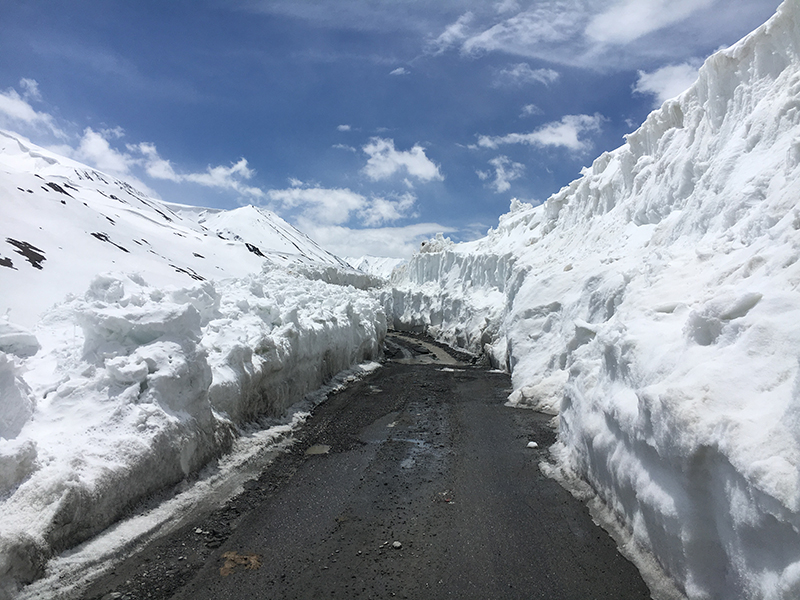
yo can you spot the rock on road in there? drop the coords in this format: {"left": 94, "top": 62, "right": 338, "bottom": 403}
{"left": 85, "top": 333, "right": 651, "bottom": 600}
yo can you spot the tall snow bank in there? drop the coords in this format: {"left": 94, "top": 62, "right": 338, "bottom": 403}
{"left": 389, "top": 2, "right": 800, "bottom": 598}
{"left": 0, "top": 266, "right": 385, "bottom": 596}
{"left": 387, "top": 232, "right": 514, "bottom": 355}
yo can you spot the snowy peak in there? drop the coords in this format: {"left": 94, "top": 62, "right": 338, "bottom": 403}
{"left": 0, "top": 130, "right": 347, "bottom": 326}
{"left": 178, "top": 204, "right": 349, "bottom": 268}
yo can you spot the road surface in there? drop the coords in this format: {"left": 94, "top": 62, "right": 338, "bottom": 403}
{"left": 85, "top": 333, "right": 650, "bottom": 600}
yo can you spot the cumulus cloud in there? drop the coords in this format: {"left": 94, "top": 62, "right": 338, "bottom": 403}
{"left": 362, "top": 138, "right": 443, "bottom": 182}
{"left": 633, "top": 61, "right": 702, "bottom": 106}
{"left": 477, "top": 155, "right": 525, "bottom": 193}
{"left": 478, "top": 114, "right": 603, "bottom": 152}
{"left": 134, "top": 141, "right": 180, "bottom": 180}
{"left": 266, "top": 181, "right": 417, "bottom": 227}
{"left": 267, "top": 185, "right": 366, "bottom": 225}
{"left": 362, "top": 192, "right": 417, "bottom": 226}
{"left": 337, "top": 124, "right": 351, "bottom": 131}
{"left": 125, "top": 140, "right": 265, "bottom": 198}
{"left": 0, "top": 79, "right": 65, "bottom": 138}
{"left": 74, "top": 127, "right": 135, "bottom": 175}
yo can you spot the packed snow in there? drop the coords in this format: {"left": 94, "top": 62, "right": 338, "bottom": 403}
{"left": 387, "top": 2, "right": 800, "bottom": 598}
{"left": 0, "top": 132, "right": 386, "bottom": 597}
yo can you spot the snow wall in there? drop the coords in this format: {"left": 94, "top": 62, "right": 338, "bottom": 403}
{"left": 389, "top": 2, "right": 800, "bottom": 598}
{"left": 0, "top": 267, "right": 385, "bottom": 596}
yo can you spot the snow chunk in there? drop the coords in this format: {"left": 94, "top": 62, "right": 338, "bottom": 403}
{"left": 419, "top": 233, "right": 453, "bottom": 254}
{"left": 0, "top": 353, "right": 35, "bottom": 440}
{"left": 0, "top": 318, "right": 39, "bottom": 358}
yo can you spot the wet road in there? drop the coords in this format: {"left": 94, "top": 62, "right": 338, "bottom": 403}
{"left": 85, "top": 333, "right": 650, "bottom": 600}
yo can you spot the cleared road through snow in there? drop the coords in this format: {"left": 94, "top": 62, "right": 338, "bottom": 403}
{"left": 85, "top": 333, "right": 650, "bottom": 599}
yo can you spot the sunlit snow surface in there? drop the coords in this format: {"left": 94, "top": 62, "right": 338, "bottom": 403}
{"left": 0, "top": 131, "right": 386, "bottom": 596}
{"left": 388, "top": 2, "right": 800, "bottom": 599}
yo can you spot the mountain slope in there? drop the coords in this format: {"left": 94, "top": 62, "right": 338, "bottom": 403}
{"left": 0, "top": 130, "right": 347, "bottom": 328}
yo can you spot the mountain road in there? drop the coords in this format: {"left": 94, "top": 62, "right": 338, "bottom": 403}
{"left": 84, "top": 332, "right": 651, "bottom": 600}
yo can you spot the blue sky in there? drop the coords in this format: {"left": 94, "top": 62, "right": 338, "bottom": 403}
{"left": 0, "top": 0, "right": 782, "bottom": 257}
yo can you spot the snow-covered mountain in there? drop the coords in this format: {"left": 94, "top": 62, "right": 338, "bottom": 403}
{"left": 0, "top": 132, "right": 385, "bottom": 596}
{"left": 388, "top": 2, "right": 800, "bottom": 598}
{"left": 0, "top": 130, "right": 349, "bottom": 328}
{"left": 345, "top": 255, "right": 407, "bottom": 279}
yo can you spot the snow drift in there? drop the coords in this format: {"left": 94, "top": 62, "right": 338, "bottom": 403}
{"left": 0, "top": 134, "right": 386, "bottom": 596}
{"left": 389, "top": 2, "right": 800, "bottom": 598}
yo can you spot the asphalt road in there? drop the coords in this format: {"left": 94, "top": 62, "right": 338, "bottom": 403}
{"left": 85, "top": 333, "right": 651, "bottom": 600}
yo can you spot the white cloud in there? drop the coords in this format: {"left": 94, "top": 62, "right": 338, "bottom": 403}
{"left": 390, "top": 67, "right": 410, "bottom": 76}
{"left": 101, "top": 126, "right": 126, "bottom": 140}
{"left": 75, "top": 127, "right": 136, "bottom": 175}
{"left": 479, "top": 155, "right": 525, "bottom": 193}
{"left": 430, "top": 12, "right": 474, "bottom": 53}
{"left": 337, "top": 124, "right": 351, "bottom": 131}
{"left": 134, "top": 141, "right": 181, "bottom": 181}
{"left": 633, "top": 61, "right": 702, "bottom": 106}
{"left": 362, "top": 192, "right": 417, "bottom": 226}
{"left": 478, "top": 114, "right": 603, "bottom": 152}
{"left": 66, "top": 129, "right": 159, "bottom": 197}
{"left": 494, "top": 0, "right": 520, "bottom": 14}
{"left": 266, "top": 182, "right": 417, "bottom": 227}
{"left": 495, "top": 63, "right": 559, "bottom": 86}
{"left": 126, "top": 139, "right": 265, "bottom": 199}
{"left": 183, "top": 159, "right": 264, "bottom": 198}
{"left": 428, "top": 0, "right": 776, "bottom": 71}
{"left": 0, "top": 80, "right": 64, "bottom": 138}
{"left": 462, "top": 4, "right": 584, "bottom": 57}
{"left": 19, "top": 78, "right": 42, "bottom": 102}
{"left": 586, "top": 0, "right": 715, "bottom": 45}
{"left": 362, "top": 137, "right": 443, "bottom": 182}
{"left": 333, "top": 143, "right": 357, "bottom": 152}
{"left": 267, "top": 185, "right": 366, "bottom": 225}
{"left": 521, "top": 103, "right": 543, "bottom": 117}
{"left": 295, "top": 219, "right": 455, "bottom": 259}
